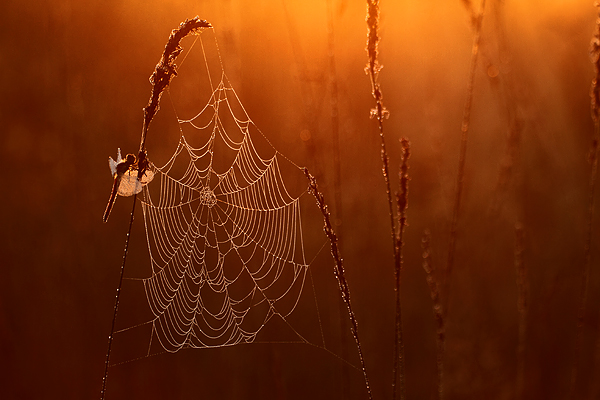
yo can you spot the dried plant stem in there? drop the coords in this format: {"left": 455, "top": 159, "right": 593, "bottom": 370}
{"left": 304, "top": 168, "right": 373, "bottom": 400}
{"left": 514, "top": 223, "right": 527, "bottom": 400}
{"left": 325, "top": 0, "right": 350, "bottom": 396}
{"left": 100, "top": 199, "right": 137, "bottom": 400}
{"left": 365, "top": 0, "right": 393, "bottom": 237}
{"left": 139, "top": 17, "right": 211, "bottom": 155}
{"left": 488, "top": 0, "right": 523, "bottom": 214}
{"left": 422, "top": 231, "right": 445, "bottom": 400}
{"left": 101, "top": 17, "right": 210, "bottom": 400}
{"left": 569, "top": 9, "right": 600, "bottom": 399}
{"left": 393, "top": 138, "right": 410, "bottom": 399}
{"left": 444, "top": 0, "right": 486, "bottom": 311}
{"left": 365, "top": 0, "right": 392, "bottom": 230}
{"left": 366, "top": 1, "right": 406, "bottom": 399}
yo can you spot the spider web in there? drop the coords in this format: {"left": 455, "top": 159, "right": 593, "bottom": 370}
{"left": 120, "top": 28, "right": 331, "bottom": 356}
{"left": 141, "top": 93, "right": 309, "bottom": 350}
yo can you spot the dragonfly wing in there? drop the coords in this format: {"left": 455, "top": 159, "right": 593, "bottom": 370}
{"left": 117, "top": 169, "right": 143, "bottom": 196}
{"left": 108, "top": 148, "right": 125, "bottom": 176}
{"left": 108, "top": 157, "right": 118, "bottom": 176}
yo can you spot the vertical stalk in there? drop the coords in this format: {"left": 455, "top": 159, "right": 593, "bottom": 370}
{"left": 100, "top": 18, "right": 210, "bottom": 399}
{"left": 100, "top": 198, "right": 137, "bottom": 400}
{"left": 304, "top": 168, "right": 373, "bottom": 400}
{"left": 394, "top": 139, "right": 410, "bottom": 400}
{"left": 514, "top": 223, "right": 527, "bottom": 400}
{"left": 444, "top": 0, "right": 486, "bottom": 312}
{"left": 422, "top": 231, "right": 445, "bottom": 400}
{"left": 366, "top": 1, "right": 405, "bottom": 398}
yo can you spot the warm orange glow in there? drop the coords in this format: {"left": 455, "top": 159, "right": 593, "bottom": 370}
{"left": 3, "top": 1, "right": 599, "bottom": 399}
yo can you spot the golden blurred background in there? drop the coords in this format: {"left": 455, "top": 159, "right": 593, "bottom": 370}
{"left": 1, "top": 0, "right": 599, "bottom": 399}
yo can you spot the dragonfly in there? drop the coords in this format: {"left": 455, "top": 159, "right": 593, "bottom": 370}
{"left": 102, "top": 148, "right": 154, "bottom": 223}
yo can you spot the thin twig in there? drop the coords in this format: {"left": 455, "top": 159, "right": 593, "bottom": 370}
{"left": 304, "top": 168, "right": 373, "bottom": 400}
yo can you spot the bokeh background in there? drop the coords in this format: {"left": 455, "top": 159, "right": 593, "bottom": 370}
{"left": 2, "top": 0, "right": 600, "bottom": 399}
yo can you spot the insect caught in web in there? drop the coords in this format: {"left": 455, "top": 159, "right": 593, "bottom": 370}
{"left": 102, "top": 148, "right": 154, "bottom": 223}
{"left": 100, "top": 16, "right": 372, "bottom": 400}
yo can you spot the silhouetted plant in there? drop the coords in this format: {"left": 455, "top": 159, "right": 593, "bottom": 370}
{"left": 304, "top": 168, "right": 373, "bottom": 400}
{"left": 100, "top": 17, "right": 211, "bottom": 400}
{"left": 444, "top": 0, "right": 486, "bottom": 314}
{"left": 366, "top": 1, "right": 406, "bottom": 398}
{"left": 422, "top": 230, "right": 445, "bottom": 400}
{"left": 514, "top": 223, "right": 527, "bottom": 400}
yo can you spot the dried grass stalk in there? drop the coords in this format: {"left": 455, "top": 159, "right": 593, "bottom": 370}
{"left": 366, "top": 2, "right": 406, "bottom": 398}
{"left": 139, "top": 17, "right": 211, "bottom": 154}
{"left": 101, "top": 17, "right": 210, "bottom": 400}
{"left": 422, "top": 230, "right": 445, "bottom": 400}
{"left": 304, "top": 168, "right": 373, "bottom": 400}
{"left": 392, "top": 138, "right": 410, "bottom": 400}
{"left": 444, "top": 0, "right": 486, "bottom": 312}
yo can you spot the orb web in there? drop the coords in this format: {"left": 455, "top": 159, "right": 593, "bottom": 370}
{"left": 135, "top": 30, "right": 316, "bottom": 352}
